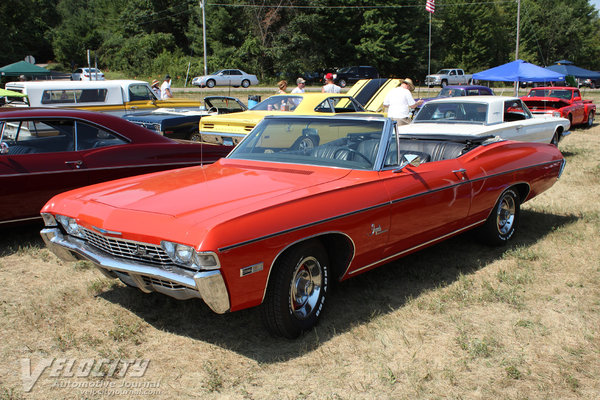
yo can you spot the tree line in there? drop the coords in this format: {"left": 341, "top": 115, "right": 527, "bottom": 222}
{"left": 1, "top": 0, "right": 599, "bottom": 84}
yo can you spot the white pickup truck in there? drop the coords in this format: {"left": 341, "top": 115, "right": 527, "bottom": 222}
{"left": 425, "top": 68, "right": 473, "bottom": 87}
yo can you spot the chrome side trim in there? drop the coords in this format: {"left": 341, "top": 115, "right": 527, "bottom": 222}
{"left": 40, "top": 227, "right": 230, "bottom": 313}
{"left": 348, "top": 219, "right": 486, "bottom": 276}
{"left": 218, "top": 203, "right": 386, "bottom": 252}
{"left": 0, "top": 215, "right": 42, "bottom": 225}
{"left": 219, "top": 160, "right": 561, "bottom": 253}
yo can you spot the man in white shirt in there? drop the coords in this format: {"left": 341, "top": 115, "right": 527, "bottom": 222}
{"left": 321, "top": 73, "right": 341, "bottom": 93}
{"left": 291, "top": 77, "right": 306, "bottom": 93}
{"left": 383, "top": 78, "right": 423, "bottom": 125}
{"left": 160, "top": 75, "right": 173, "bottom": 99}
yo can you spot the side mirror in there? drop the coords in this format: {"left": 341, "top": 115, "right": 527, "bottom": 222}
{"left": 394, "top": 153, "right": 422, "bottom": 173}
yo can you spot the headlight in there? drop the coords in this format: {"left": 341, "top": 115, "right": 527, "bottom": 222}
{"left": 56, "top": 214, "right": 86, "bottom": 239}
{"left": 161, "top": 241, "right": 220, "bottom": 271}
{"left": 552, "top": 111, "right": 561, "bottom": 118}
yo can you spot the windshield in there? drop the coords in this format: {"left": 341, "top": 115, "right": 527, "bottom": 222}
{"left": 528, "top": 89, "right": 572, "bottom": 100}
{"left": 251, "top": 95, "right": 303, "bottom": 111}
{"left": 436, "top": 69, "right": 451, "bottom": 75}
{"left": 228, "top": 117, "right": 386, "bottom": 170}
{"left": 414, "top": 102, "right": 488, "bottom": 124}
{"left": 438, "top": 88, "right": 465, "bottom": 97}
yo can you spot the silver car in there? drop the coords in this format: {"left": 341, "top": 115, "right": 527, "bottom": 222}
{"left": 71, "top": 68, "right": 105, "bottom": 81}
{"left": 191, "top": 69, "right": 259, "bottom": 88}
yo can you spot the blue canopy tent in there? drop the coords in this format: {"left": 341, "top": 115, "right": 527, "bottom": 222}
{"left": 473, "top": 60, "right": 564, "bottom": 95}
{"left": 545, "top": 60, "right": 600, "bottom": 86}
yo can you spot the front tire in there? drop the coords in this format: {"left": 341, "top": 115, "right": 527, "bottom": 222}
{"left": 261, "top": 241, "right": 329, "bottom": 338}
{"left": 551, "top": 131, "right": 560, "bottom": 146}
{"left": 586, "top": 111, "right": 594, "bottom": 128}
{"left": 206, "top": 79, "right": 215, "bottom": 88}
{"left": 441, "top": 80, "right": 448, "bottom": 88}
{"left": 338, "top": 79, "right": 347, "bottom": 88}
{"left": 478, "top": 188, "right": 520, "bottom": 246}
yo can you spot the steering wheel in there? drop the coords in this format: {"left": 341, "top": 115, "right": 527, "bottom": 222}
{"left": 333, "top": 147, "right": 372, "bottom": 164}
{"left": 208, "top": 106, "right": 219, "bottom": 114}
{"left": 0, "top": 141, "right": 9, "bottom": 154}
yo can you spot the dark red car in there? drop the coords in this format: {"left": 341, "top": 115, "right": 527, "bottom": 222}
{"left": 0, "top": 108, "right": 232, "bottom": 225}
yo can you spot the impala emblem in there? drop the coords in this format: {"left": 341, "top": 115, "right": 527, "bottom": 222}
{"left": 92, "top": 226, "right": 122, "bottom": 236}
{"left": 369, "top": 224, "right": 387, "bottom": 236}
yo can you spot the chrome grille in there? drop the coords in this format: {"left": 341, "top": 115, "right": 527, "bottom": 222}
{"left": 82, "top": 228, "right": 174, "bottom": 267}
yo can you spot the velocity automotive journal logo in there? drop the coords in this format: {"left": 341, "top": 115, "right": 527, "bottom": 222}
{"left": 20, "top": 358, "right": 153, "bottom": 393}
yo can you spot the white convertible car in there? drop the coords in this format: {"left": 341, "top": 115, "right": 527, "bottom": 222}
{"left": 404, "top": 96, "right": 570, "bottom": 145}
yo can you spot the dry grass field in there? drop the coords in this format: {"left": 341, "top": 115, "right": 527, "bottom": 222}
{"left": 1, "top": 109, "right": 599, "bottom": 399}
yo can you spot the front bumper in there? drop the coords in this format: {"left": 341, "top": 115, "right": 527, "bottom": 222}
{"left": 199, "top": 131, "right": 247, "bottom": 146}
{"left": 40, "top": 228, "right": 230, "bottom": 314}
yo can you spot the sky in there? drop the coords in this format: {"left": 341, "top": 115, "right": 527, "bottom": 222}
{"left": 593, "top": 0, "right": 600, "bottom": 10}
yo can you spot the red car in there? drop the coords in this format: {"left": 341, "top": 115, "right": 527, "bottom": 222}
{"left": 521, "top": 86, "right": 595, "bottom": 127}
{"left": 41, "top": 115, "right": 565, "bottom": 338}
{"left": 0, "top": 108, "right": 232, "bottom": 225}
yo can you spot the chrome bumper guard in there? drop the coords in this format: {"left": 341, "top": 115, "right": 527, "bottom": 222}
{"left": 40, "top": 227, "right": 230, "bottom": 314}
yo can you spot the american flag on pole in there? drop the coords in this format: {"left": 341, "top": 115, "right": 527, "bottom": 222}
{"left": 426, "top": 0, "right": 435, "bottom": 13}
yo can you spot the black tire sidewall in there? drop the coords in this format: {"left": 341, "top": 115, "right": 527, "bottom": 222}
{"left": 262, "top": 241, "right": 329, "bottom": 338}
{"left": 207, "top": 79, "right": 215, "bottom": 88}
{"left": 480, "top": 188, "right": 520, "bottom": 246}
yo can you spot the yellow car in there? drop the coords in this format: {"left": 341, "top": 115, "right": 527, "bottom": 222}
{"left": 199, "top": 78, "right": 400, "bottom": 146}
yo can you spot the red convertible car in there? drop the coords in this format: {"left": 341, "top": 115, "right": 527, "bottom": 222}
{"left": 40, "top": 115, "right": 565, "bottom": 338}
{"left": 0, "top": 108, "right": 232, "bottom": 225}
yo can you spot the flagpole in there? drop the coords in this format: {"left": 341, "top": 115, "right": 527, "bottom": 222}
{"left": 428, "top": 12, "right": 431, "bottom": 78}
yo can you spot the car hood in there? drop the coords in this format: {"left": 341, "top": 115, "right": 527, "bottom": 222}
{"left": 68, "top": 158, "right": 351, "bottom": 223}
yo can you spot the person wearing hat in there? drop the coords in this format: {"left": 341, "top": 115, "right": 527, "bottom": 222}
{"left": 382, "top": 78, "right": 423, "bottom": 126}
{"left": 150, "top": 79, "right": 161, "bottom": 99}
{"left": 321, "top": 73, "right": 341, "bottom": 94}
{"left": 291, "top": 77, "right": 306, "bottom": 94}
{"left": 160, "top": 75, "right": 173, "bottom": 100}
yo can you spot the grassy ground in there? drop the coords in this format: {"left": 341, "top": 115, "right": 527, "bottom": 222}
{"left": 0, "top": 121, "right": 599, "bottom": 399}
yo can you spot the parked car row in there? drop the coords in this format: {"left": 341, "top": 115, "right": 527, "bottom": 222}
{"left": 0, "top": 77, "right": 586, "bottom": 338}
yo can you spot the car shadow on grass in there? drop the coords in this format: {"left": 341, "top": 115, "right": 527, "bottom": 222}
{"left": 93, "top": 210, "right": 575, "bottom": 362}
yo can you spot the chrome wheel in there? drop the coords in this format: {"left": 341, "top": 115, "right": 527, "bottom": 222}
{"left": 496, "top": 193, "right": 516, "bottom": 236}
{"left": 261, "top": 240, "right": 329, "bottom": 338}
{"left": 206, "top": 79, "right": 215, "bottom": 88}
{"left": 478, "top": 188, "right": 520, "bottom": 246}
{"left": 290, "top": 256, "right": 323, "bottom": 319}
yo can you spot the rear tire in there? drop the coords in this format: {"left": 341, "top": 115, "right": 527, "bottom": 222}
{"left": 478, "top": 189, "right": 520, "bottom": 246}
{"left": 241, "top": 79, "right": 250, "bottom": 88}
{"left": 261, "top": 241, "right": 329, "bottom": 338}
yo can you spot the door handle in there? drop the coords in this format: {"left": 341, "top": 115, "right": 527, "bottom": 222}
{"left": 65, "top": 160, "right": 83, "bottom": 169}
